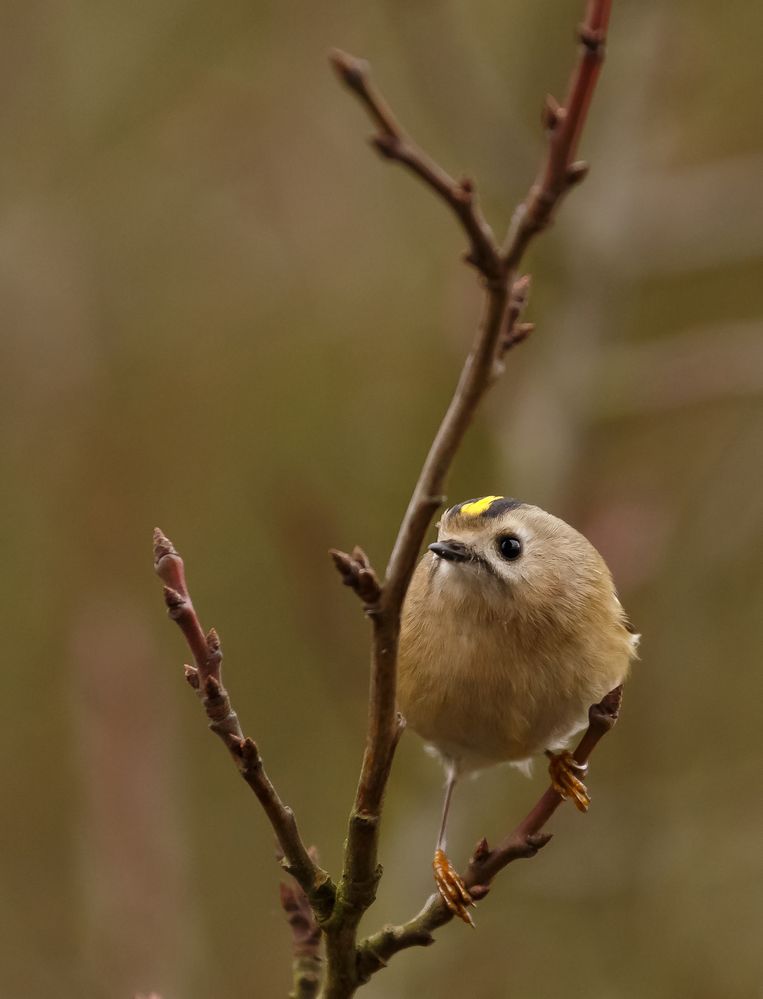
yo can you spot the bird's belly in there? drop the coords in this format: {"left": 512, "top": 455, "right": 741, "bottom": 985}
{"left": 398, "top": 619, "right": 622, "bottom": 772}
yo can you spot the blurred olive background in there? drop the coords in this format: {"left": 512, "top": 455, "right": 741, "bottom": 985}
{"left": 2, "top": 1, "right": 762, "bottom": 997}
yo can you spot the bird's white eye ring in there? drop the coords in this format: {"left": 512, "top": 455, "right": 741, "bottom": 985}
{"left": 497, "top": 534, "right": 522, "bottom": 560}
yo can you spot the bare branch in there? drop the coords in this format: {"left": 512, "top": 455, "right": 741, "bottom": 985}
{"left": 504, "top": 0, "right": 612, "bottom": 266}
{"left": 329, "top": 49, "right": 503, "bottom": 282}
{"left": 152, "top": 529, "right": 335, "bottom": 921}
{"left": 356, "top": 688, "right": 623, "bottom": 980}
{"left": 466, "top": 685, "right": 622, "bottom": 886}
{"left": 324, "top": 4, "right": 614, "bottom": 994}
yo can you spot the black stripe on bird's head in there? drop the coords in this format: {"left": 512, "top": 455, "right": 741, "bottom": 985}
{"left": 442, "top": 495, "right": 526, "bottom": 530}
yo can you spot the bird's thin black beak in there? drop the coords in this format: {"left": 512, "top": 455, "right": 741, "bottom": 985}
{"left": 428, "top": 540, "right": 472, "bottom": 563}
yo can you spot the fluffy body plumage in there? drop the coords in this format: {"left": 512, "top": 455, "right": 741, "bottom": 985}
{"left": 398, "top": 497, "right": 636, "bottom": 777}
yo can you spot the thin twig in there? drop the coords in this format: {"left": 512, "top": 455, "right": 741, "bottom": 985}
{"left": 152, "top": 529, "right": 336, "bottom": 926}
{"left": 329, "top": 51, "right": 503, "bottom": 282}
{"left": 504, "top": 0, "right": 612, "bottom": 267}
{"left": 355, "top": 688, "right": 623, "bottom": 981}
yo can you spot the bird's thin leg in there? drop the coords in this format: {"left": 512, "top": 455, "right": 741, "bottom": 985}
{"left": 433, "top": 764, "right": 475, "bottom": 926}
{"left": 436, "top": 766, "right": 457, "bottom": 852}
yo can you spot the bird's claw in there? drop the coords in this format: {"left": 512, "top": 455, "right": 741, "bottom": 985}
{"left": 546, "top": 750, "right": 590, "bottom": 812}
{"left": 433, "top": 848, "right": 475, "bottom": 926}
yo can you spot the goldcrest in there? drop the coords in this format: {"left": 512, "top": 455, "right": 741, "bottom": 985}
{"left": 397, "top": 495, "right": 637, "bottom": 920}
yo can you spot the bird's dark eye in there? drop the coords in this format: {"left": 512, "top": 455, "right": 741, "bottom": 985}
{"left": 497, "top": 534, "right": 522, "bottom": 560}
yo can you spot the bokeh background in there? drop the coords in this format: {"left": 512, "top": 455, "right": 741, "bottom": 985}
{"left": 2, "top": 1, "right": 762, "bottom": 997}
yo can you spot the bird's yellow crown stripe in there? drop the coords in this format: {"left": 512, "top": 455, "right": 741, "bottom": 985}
{"left": 458, "top": 495, "right": 504, "bottom": 517}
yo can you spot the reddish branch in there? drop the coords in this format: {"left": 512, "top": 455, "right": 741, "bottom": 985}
{"left": 152, "top": 529, "right": 335, "bottom": 923}
{"left": 505, "top": 0, "right": 612, "bottom": 266}
{"left": 467, "top": 686, "right": 622, "bottom": 885}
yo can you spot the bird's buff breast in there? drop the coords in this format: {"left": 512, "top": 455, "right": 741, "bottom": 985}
{"left": 397, "top": 571, "right": 626, "bottom": 772}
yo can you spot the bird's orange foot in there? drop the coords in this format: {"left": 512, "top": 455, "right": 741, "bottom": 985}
{"left": 433, "top": 848, "right": 475, "bottom": 926}
{"left": 546, "top": 750, "right": 590, "bottom": 812}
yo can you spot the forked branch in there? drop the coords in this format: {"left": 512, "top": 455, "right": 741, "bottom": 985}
{"left": 326, "top": 3, "right": 614, "bottom": 995}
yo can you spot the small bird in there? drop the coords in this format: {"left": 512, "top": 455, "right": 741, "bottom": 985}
{"left": 397, "top": 496, "right": 637, "bottom": 922}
